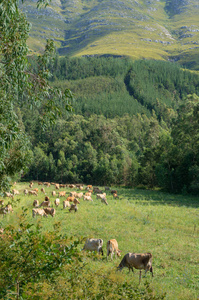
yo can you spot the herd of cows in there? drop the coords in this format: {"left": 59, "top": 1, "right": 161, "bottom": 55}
{"left": 0, "top": 181, "right": 154, "bottom": 284}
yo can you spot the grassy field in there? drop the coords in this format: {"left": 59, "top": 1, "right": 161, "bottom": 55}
{"left": 1, "top": 182, "right": 199, "bottom": 299}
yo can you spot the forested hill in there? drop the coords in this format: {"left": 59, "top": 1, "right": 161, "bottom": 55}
{"left": 22, "top": 57, "right": 199, "bottom": 195}
{"left": 22, "top": 0, "right": 199, "bottom": 70}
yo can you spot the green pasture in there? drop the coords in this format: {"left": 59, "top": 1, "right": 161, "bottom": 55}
{"left": 1, "top": 183, "right": 198, "bottom": 299}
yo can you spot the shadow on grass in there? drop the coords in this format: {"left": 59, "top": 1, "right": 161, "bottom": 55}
{"left": 108, "top": 188, "right": 199, "bottom": 208}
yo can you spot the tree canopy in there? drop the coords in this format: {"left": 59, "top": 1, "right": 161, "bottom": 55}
{"left": 0, "top": 0, "right": 73, "bottom": 192}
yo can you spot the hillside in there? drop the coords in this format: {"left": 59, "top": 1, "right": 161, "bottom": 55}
{"left": 22, "top": 0, "right": 199, "bottom": 69}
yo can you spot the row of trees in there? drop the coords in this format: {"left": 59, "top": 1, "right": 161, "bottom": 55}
{"left": 22, "top": 94, "right": 199, "bottom": 194}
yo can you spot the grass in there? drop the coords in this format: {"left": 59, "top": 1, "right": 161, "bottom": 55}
{"left": 1, "top": 182, "right": 199, "bottom": 299}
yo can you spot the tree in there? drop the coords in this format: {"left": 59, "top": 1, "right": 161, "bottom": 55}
{"left": 0, "top": 209, "right": 80, "bottom": 299}
{"left": 0, "top": 0, "right": 73, "bottom": 192}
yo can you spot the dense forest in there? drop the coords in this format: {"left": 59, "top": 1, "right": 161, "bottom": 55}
{"left": 21, "top": 56, "right": 199, "bottom": 195}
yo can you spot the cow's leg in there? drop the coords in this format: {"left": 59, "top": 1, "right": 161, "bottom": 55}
{"left": 107, "top": 249, "right": 110, "bottom": 260}
{"left": 139, "top": 271, "right": 142, "bottom": 284}
{"left": 150, "top": 266, "right": 154, "bottom": 277}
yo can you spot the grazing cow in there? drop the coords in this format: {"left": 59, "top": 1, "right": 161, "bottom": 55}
{"left": 24, "top": 189, "right": 28, "bottom": 195}
{"left": 45, "top": 196, "right": 50, "bottom": 201}
{"left": 75, "top": 192, "right": 83, "bottom": 199}
{"left": 70, "top": 191, "right": 78, "bottom": 197}
{"left": 111, "top": 190, "right": 117, "bottom": 194}
{"left": 60, "top": 184, "right": 66, "bottom": 188}
{"left": 28, "top": 190, "right": 38, "bottom": 196}
{"left": 73, "top": 198, "right": 80, "bottom": 204}
{"left": 44, "top": 207, "right": 56, "bottom": 217}
{"left": 107, "top": 239, "right": 121, "bottom": 261}
{"left": 113, "top": 193, "right": 119, "bottom": 199}
{"left": 38, "top": 182, "right": 43, "bottom": 185}
{"left": 29, "top": 182, "right": 33, "bottom": 188}
{"left": 117, "top": 253, "right": 153, "bottom": 284}
{"left": 85, "top": 192, "right": 92, "bottom": 197}
{"left": 52, "top": 191, "right": 56, "bottom": 196}
{"left": 63, "top": 200, "right": 71, "bottom": 209}
{"left": 55, "top": 184, "right": 60, "bottom": 190}
{"left": 97, "top": 193, "right": 108, "bottom": 205}
{"left": 5, "top": 192, "right": 14, "bottom": 199}
{"left": 33, "top": 200, "right": 39, "bottom": 207}
{"left": 101, "top": 198, "right": 108, "bottom": 205}
{"left": 83, "top": 238, "right": 103, "bottom": 255}
{"left": 33, "top": 188, "right": 39, "bottom": 193}
{"left": 0, "top": 207, "right": 7, "bottom": 217}
{"left": 105, "top": 187, "right": 110, "bottom": 191}
{"left": 32, "top": 208, "right": 48, "bottom": 218}
{"left": 39, "top": 200, "right": 51, "bottom": 207}
{"left": 5, "top": 204, "right": 13, "bottom": 213}
{"left": 41, "top": 188, "right": 45, "bottom": 193}
{"left": 83, "top": 195, "right": 93, "bottom": 201}
{"left": 69, "top": 204, "right": 78, "bottom": 212}
{"left": 0, "top": 200, "right": 4, "bottom": 206}
{"left": 96, "top": 193, "right": 106, "bottom": 200}
{"left": 93, "top": 187, "right": 103, "bottom": 194}
{"left": 69, "top": 184, "right": 75, "bottom": 189}
{"left": 58, "top": 191, "right": 66, "bottom": 197}
{"left": 12, "top": 189, "right": 19, "bottom": 195}
{"left": 66, "top": 196, "right": 75, "bottom": 202}
{"left": 54, "top": 198, "right": 60, "bottom": 207}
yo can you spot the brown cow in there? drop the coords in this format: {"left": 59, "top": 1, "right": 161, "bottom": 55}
{"left": 0, "top": 200, "right": 4, "bottom": 206}
{"left": 24, "top": 189, "right": 28, "bottom": 195}
{"left": 29, "top": 182, "right": 33, "bottom": 188}
{"left": 111, "top": 190, "right": 117, "bottom": 194}
{"left": 55, "top": 184, "right": 60, "bottom": 190}
{"left": 39, "top": 200, "right": 51, "bottom": 207}
{"left": 69, "top": 204, "right": 78, "bottom": 212}
{"left": 66, "top": 196, "right": 75, "bottom": 202}
{"left": 70, "top": 191, "right": 78, "bottom": 197}
{"left": 117, "top": 253, "right": 153, "bottom": 284}
{"left": 5, "top": 204, "right": 13, "bottom": 213}
{"left": 32, "top": 208, "right": 48, "bottom": 218}
{"left": 58, "top": 191, "right": 66, "bottom": 197}
{"left": 52, "top": 191, "right": 56, "bottom": 197}
{"left": 12, "top": 189, "right": 19, "bottom": 195}
{"left": 113, "top": 193, "right": 119, "bottom": 199}
{"left": 43, "top": 208, "right": 56, "bottom": 217}
{"left": 0, "top": 207, "right": 7, "bottom": 217}
{"left": 63, "top": 200, "right": 71, "bottom": 209}
{"left": 28, "top": 190, "right": 38, "bottom": 196}
{"left": 33, "top": 200, "right": 39, "bottom": 207}
{"left": 106, "top": 239, "right": 121, "bottom": 260}
{"left": 41, "top": 188, "right": 45, "bottom": 193}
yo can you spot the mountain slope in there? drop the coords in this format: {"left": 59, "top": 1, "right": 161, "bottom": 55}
{"left": 22, "top": 0, "right": 199, "bottom": 69}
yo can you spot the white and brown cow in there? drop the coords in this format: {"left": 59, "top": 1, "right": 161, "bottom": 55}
{"left": 83, "top": 238, "right": 104, "bottom": 255}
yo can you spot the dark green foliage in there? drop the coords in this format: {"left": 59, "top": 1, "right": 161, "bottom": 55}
{"left": 0, "top": 209, "right": 81, "bottom": 299}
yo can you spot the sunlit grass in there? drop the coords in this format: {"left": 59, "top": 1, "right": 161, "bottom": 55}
{"left": 1, "top": 182, "right": 198, "bottom": 299}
